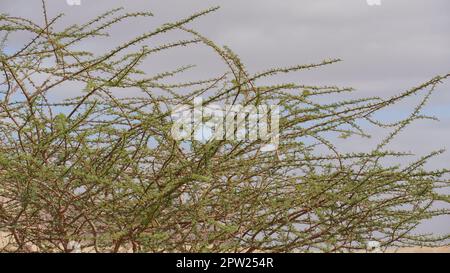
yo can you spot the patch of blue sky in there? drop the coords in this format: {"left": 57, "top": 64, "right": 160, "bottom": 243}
{"left": 147, "top": 136, "right": 159, "bottom": 149}
{"left": 1, "top": 46, "right": 15, "bottom": 56}
{"left": 421, "top": 106, "right": 450, "bottom": 119}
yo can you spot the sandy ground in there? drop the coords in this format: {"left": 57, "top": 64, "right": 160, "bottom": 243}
{"left": 386, "top": 247, "right": 450, "bottom": 253}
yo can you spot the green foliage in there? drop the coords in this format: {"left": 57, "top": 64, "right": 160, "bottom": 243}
{"left": 0, "top": 1, "right": 449, "bottom": 253}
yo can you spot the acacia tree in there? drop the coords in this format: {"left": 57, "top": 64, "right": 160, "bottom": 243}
{"left": 0, "top": 2, "right": 449, "bottom": 253}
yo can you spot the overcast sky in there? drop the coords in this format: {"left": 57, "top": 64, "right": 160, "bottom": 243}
{"left": 1, "top": 0, "right": 449, "bottom": 233}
